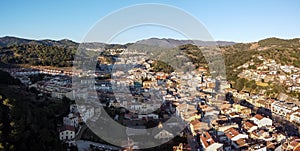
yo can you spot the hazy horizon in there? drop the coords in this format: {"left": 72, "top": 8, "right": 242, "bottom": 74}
{"left": 2, "top": 35, "right": 299, "bottom": 45}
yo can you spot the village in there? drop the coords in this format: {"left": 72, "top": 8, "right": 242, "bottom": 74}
{"left": 238, "top": 55, "right": 300, "bottom": 94}
{"left": 2, "top": 48, "right": 300, "bottom": 151}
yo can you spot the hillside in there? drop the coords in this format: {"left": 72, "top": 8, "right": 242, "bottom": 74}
{"left": 222, "top": 37, "right": 300, "bottom": 76}
{"left": 0, "top": 36, "right": 78, "bottom": 48}
{"left": 0, "top": 44, "right": 76, "bottom": 67}
{"left": 135, "top": 38, "right": 235, "bottom": 48}
{"left": 166, "top": 37, "right": 300, "bottom": 99}
{"left": 0, "top": 36, "right": 299, "bottom": 70}
{"left": 0, "top": 70, "right": 73, "bottom": 150}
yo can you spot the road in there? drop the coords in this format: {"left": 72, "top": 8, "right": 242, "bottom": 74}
{"left": 75, "top": 124, "right": 87, "bottom": 140}
{"left": 76, "top": 140, "right": 121, "bottom": 151}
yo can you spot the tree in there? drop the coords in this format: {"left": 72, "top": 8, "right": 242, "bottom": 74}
{"left": 235, "top": 78, "right": 247, "bottom": 91}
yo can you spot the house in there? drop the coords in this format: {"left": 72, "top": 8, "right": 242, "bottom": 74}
{"left": 233, "top": 104, "right": 246, "bottom": 112}
{"left": 241, "top": 108, "right": 252, "bottom": 117}
{"left": 198, "top": 67, "right": 207, "bottom": 73}
{"left": 173, "top": 143, "right": 192, "bottom": 151}
{"left": 221, "top": 108, "right": 232, "bottom": 115}
{"left": 271, "top": 101, "right": 299, "bottom": 117}
{"left": 63, "top": 113, "right": 79, "bottom": 128}
{"left": 233, "top": 138, "right": 249, "bottom": 150}
{"left": 281, "top": 138, "right": 300, "bottom": 151}
{"left": 224, "top": 127, "right": 248, "bottom": 149}
{"left": 142, "top": 80, "right": 157, "bottom": 89}
{"left": 249, "top": 143, "right": 267, "bottom": 151}
{"left": 243, "top": 121, "right": 258, "bottom": 133}
{"left": 264, "top": 75, "right": 275, "bottom": 83}
{"left": 176, "top": 104, "right": 200, "bottom": 122}
{"left": 130, "top": 102, "right": 142, "bottom": 111}
{"left": 189, "top": 120, "right": 208, "bottom": 136}
{"left": 250, "top": 129, "right": 274, "bottom": 142}
{"left": 218, "top": 124, "right": 239, "bottom": 132}
{"left": 154, "top": 129, "right": 174, "bottom": 141}
{"left": 200, "top": 132, "right": 223, "bottom": 151}
{"left": 225, "top": 127, "right": 248, "bottom": 141}
{"left": 255, "top": 99, "right": 266, "bottom": 108}
{"left": 296, "top": 77, "right": 300, "bottom": 84}
{"left": 250, "top": 114, "right": 272, "bottom": 128}
{"left": 290, "top": 110, "right": 300, "bottom": 124}
{"left": 78, "top": 105, "right": 95, "bottom": 122}
{"left": 233, "top": 91, "right": 250, "bottom": 100}
{"left": 289, "top": 86, "right": 300, "bottom": 93}
{"left": 153, "top": 122, "right": 174, "bottom": 141}
{"left": 59, "top": 125, "right": 75, "bottom": 140}
{"left": 206, "top": 143, "right": 224, "bottom": 151}
{"left": 229, "top": 112, "right": 240, "bottom": 118}
{"left": 262, "top": 99, "right": 276, "bottom": 110}
{"left": 51, "top": 91, "right": 67, "bottom": 99}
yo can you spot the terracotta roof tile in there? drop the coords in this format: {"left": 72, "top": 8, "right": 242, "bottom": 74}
{"left": 254, "top": 114, "right": 264, "bottom": 120}
{"left": 200, "top": 132, "right": 215, "bottom": 148}
{"left": 225, "top": 127, "right": 240, "bottom": 139}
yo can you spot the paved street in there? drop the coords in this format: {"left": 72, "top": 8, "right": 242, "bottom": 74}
{"left": 187, "top": 134, "right": 201, "bottom": 151}
{"left": 76, "top": 140, "right": 121, "bottom": 151}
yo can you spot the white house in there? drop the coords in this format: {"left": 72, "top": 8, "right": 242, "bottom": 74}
{"left": 59, "top": 126, "right": 75, "bottom": 140}
{"left": 200, "top": 132, "right": 224, "bottom": 151}
{"left": 233, "top": 91, "right": 250, "bottom": 100}
{"left": 271, "top": 101, "right": 299, "bottom": 116}
{"left": 225, "top": 128, "right": 249, "bottom": 149}
{"left": 250, "top": 114, "right": 272, "bottom": 128}
{"left": 290, "top": 110, "right": 300, "bottom": 124}
{"left": 130, "top": 103, "right": 142, "bottom": 111}
{"left": 70, "top": 104, "right": 78, "bottom": 113}
{"left": 225, "top": 127, "right": 248, "bottom": 141}
{"left": 63, "top": 113, "right": 79, "bottom": 128}
{"left": 154, "top": 129, "right": 174, "bottom": 140}
{"left": 78, "top": 105, "right": 95, "bottom": 122}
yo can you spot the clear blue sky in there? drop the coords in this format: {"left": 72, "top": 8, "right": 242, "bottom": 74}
{"left": 1, "top": 0, "right": 300, "bottom": 43}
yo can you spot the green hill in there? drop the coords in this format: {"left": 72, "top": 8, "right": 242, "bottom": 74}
{"left": 0, "top": 70, "right": 70, "bottom": 150}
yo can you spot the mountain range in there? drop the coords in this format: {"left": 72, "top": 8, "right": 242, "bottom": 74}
{"left": 135, "top": 38, "right": 235, "bottom": 48}
{"left": 0, "top": 36, "right": 235, "bottom": 48}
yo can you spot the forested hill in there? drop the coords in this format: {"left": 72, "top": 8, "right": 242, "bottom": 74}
{"left": 0, "top": 70, "right": 71, "bottom": 150}
{"left": 0, "top": 36, "right": 299, "bottom": 70}
{"left": 0, "top": 44, "right": 76, "bottom": 67}
{"left": 221, "top": 37, "right": 300, "bottom": 79}
{"left": 0, "top": 36, "right": 78, "bottom": 48}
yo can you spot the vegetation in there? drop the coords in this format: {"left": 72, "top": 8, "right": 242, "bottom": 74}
{"left": 180, "top": 44, "right": 207, "bottom": 68}
{"left": 0, "top": 44, "right": 76, "bottom": 67}
{"left": 258, "top": 37, "right": 300, "bottom": 47}
{"left": 0, "top": 70, "right": 21, "bottom": 85}
{"left": 1, "top": 37, "right": 300, "bottom": 98}
{"left": 151, "top": 60, "right": 174, "bottom": 73}
{"left": 224, "top": 50, "right": 256, "bottom": 81}
{"left": 178, "top": 38, "right": 300, "bottom": 98}
{"left": 0, "top": 70, "right": 70, "bottom": 150}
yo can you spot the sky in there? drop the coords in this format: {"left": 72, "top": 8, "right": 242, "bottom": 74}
{"left": 1, "top": 0, "right": 300, "bottom": 44}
